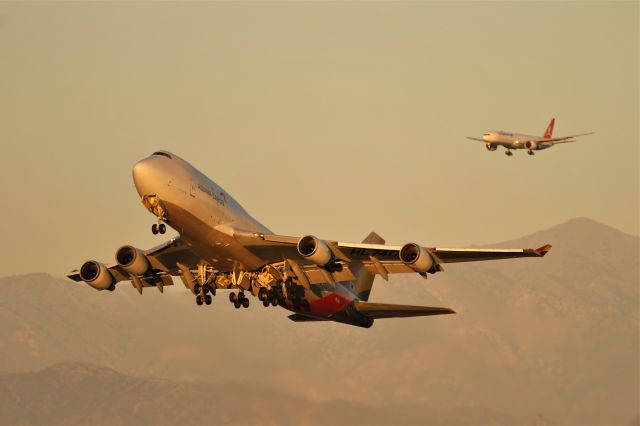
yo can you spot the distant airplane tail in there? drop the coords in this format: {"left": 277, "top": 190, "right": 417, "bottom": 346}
{"left": 543, "top": 118, "right": 555, "bottom": 138}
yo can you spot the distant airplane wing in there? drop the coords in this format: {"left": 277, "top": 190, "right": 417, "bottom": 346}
{"left": 466, "top": 136, "right": 486, "bottom": 142}
{"left": 354, "top": 301, "right": 455, "bottom": 318}
{"left": 66, "top": 237, "right": 202, "bottom": 290}
{"left": 537, "top": 132, "right": 594, "bottom": 144}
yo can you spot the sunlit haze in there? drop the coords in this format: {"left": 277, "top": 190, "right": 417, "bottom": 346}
{"left": 0, "top": 1, "right": 637, "bottom": 276}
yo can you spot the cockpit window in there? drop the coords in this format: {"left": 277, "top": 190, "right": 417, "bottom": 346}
{"left": 152, "top": 151, "right": 172, "bottom": 159}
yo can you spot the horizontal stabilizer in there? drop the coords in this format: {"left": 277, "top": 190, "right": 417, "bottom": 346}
{"left": 288, "top": 314, "right": 329, "bottom": 322}
{"left": 354, "top": 301, "right": 455, "bottom": 319}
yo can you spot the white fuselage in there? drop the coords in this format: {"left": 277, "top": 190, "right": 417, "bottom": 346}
{"left": 482, "top": 131, "right": 550, "bottom": 150}
{"left": 133, "top": 151, "right": 271, "bottom": 271}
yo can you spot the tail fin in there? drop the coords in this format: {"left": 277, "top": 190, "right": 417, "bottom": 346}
{"left": 353, "top": 232, "right": 385, "bottom": 301}
{"left": 543, "top": 118, "right": 555, "bottom": 138}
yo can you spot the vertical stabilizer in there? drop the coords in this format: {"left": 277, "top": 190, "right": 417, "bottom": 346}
{"left": 353, "top": 232, "right": 385, "bottom": 301}
{"left": 544, "top": 118, "right": 555, "bottom": 138}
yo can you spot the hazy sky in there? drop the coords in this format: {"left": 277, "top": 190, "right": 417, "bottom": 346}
{"left": 0, "top": 1, "right": 637, "bottom": 276}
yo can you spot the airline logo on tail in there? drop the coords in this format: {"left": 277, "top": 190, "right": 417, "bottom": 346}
{"left": 544, "top": 118, "right": 555, "bottom": 139}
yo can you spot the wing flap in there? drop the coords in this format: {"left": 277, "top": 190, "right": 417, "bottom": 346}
{"left": 354, "top": 301, "right": 455, "bottom": 319}
{"left": 432, "top": 245, "right": 551, "bottom": 263}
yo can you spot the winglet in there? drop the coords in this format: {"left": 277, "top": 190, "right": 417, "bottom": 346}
{"left": 535, "top": 244, "right": 552, "bottom": 256}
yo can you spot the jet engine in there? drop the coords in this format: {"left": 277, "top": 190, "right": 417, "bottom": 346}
{"left": 79, "top": 261, "right": 114, "bottom": 290}
{"left": 399, "top": 243, "right": 434, "bottom": 273}
{"left": 116, "top": 245, "right": 150, "bottom": 275}
{"left": 525, "top": 141, "right": 538, "bottom": 150}
{"left": 297, "top": 235, "right": 333, "bottom": 267}
{"left": 485, "top": 143, "right": 497, "bottom": 151}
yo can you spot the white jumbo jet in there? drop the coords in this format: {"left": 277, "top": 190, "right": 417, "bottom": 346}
{"left": 67, "top": 151, "right": 552, "bottom": 328}
{"left": 467, "top": 118, "right": 594, "bottom": 156}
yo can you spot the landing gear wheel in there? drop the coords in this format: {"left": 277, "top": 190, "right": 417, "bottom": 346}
{"left": 258, "top": 288, "right": 268, "bottom": 301}
{"left": 234, "top": 301, "right": 241, "bottom": 309}
{"left": 229, "top": 292, "right": 237, "bottom": 303}
{"left": 152, "top": 224, "right": 158, "bottom": 234}
{"left": 159, "top": 223, "right": 166, "bottom": 234}
{"left": 270, "top": 298, "right": 278, "bottom": 307}
{"left": 204, "top": 285, "right": 215, "bottom": 295}
{"left": 242, "top": 298, "right": 250, "bottom": 308}
{"left": 196, "top": 295, "right": 203, "bottom": 306}
{"left": 205, "top": 295, "right": 212, "bottom": 305}
{"left": 262, "top": 300, "right": 270, "bottom": 307}
{"left": 528, "top": 150, "right": 535, "bottom": 155}
{"left": 505, "top": 150, "right": 512, "bottom": 156}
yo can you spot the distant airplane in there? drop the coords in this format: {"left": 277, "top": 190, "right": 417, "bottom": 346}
{"left": 67, "top": 151, "right": 551, "bottom": 328}
{"left": 467, "top": 118, "right": 594, "bottom": 156}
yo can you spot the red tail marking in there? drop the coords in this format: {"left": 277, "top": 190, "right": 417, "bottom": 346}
{"left": 544, "top": 118, "right": 555, "bottom": 138}
{"left": 535, "top": 244, "right": 552, "bottom": 256}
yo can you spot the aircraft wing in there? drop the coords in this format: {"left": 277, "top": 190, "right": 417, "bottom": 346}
{"left": 466, "top": 136, "right": 486, "bottom": 142}
{"left": 66, "top": 236, "right": 202, "bottom": 290}
{"left": 226, "top": 227, "right": 551, "bottom": 280}
{"left": 537, "top": 132, "right": 594, "bottom": 144}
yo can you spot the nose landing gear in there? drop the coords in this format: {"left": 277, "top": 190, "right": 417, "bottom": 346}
{"left": 505, "top": 149, "right": 513, "bottom": 156}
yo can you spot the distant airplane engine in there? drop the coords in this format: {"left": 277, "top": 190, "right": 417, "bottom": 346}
{"left": 525, "top": 140, "right": 538, "bottom": 150}
{"left": 297, "top": 235, "right": 333, "bottom": 266}
{"left": 485, "top": 143, "right": 497, "bottom": 151}
{"left": 116, "top": 245, "right": 150, "bottom": 275}
{"left": 79, "top": 261, "right": 115, "bottom": 290}
{"left": 399, "top": 243, "right": 434, "bottom": 273}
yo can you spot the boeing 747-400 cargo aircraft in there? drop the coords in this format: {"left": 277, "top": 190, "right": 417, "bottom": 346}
{"left": 67, "top": 151, "right": 551, "bottom": 328}
{"left": 467, "top": 118, "right": 593, "bottom": 156}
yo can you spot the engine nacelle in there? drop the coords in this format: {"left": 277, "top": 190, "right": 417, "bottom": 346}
{"left": 297, "top": 235, "right": 333, "bottom": 266}
{"left": 485, "top": 143, "right": 497, "bottom": 151}
{"left": 399, "top": 243, "right": 435, "bottom": 273}
{"left": 116, "top": 245, "right": 150, "bottom": 275}
{"left": 525, "top": 140, "right": 538, "bottom": 150}
{"left": 79, "top": 261, "right": 114, "bottom": 291}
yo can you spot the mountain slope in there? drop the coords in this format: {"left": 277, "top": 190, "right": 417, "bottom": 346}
{"left": 0, "top": 363, "right": 522, "bottom": 425}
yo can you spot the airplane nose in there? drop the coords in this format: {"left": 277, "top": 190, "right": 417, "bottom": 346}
{"left": 132, "top": 158, "right": 154, "bottom": 196}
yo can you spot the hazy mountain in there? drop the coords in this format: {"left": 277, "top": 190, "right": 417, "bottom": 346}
{"left": 0, "top": 217, "right": 637, "bottom": 425}
{"left": 0, "top": 363, "right": 522, "bottom": 425}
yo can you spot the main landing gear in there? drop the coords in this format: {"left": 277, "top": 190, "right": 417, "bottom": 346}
{"left": 258, "top": 287, "right": 278, "bottom": 308}
{"left": 194, "top": 283, "right": 215, "bottom": 306}
{"left": 229, "top": 292, "right": 250, "bottom": 309}
{"left": 151, "top": 223, "right": 166, "bottom": 235}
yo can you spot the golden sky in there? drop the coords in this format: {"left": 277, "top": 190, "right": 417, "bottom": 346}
{"left": 0, "top": 1, "right": 637, "bottom": 276}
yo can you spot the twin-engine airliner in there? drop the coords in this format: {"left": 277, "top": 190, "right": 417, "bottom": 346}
{"left": 67, "top": 151, "right": 551, "bottom": 328}
{"left": 467, "top": 118, "right": 594, "bottom": 156}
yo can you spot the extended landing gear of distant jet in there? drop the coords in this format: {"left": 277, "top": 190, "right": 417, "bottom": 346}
{"left": 527, "top": 150, "right": 535, "bottom": 156}
{"left": 229, "top": 291, "right": 250, "bottom": 309}
{"left": 505, "top": 150, "right": 513, "bottom": 156}
{"left": 151, "top": 223, "right": 166, "bottom": 235}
